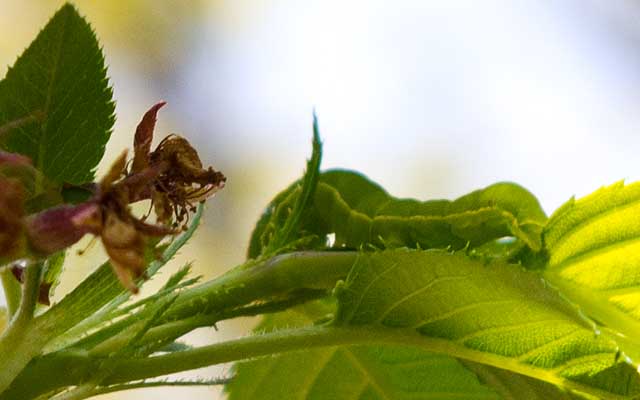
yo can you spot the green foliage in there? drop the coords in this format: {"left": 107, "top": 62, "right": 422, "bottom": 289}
{"left": 6, "top": 3, "right": 640, "bottom": 400}
{"left": 0, "top": 4, "right": 114, "bottom": 185}
{"left": 333, "top": 249, "right": 640, "bottom": 399}
{"left": 544, "top": 181, "right": 640, "bottom": 363}
{"left": 258, "top": 116, "right": 322, "bottom": 257}
{"left": 0, "top": 308, "right": 6, "bottom": 333}
{"left": 249, "top": 170, "right": 547, "bottom": 258}
{"left": 0, "top": 208, "right": 203, "bottom": 400}
{"left": 461, "top": 362, "right": 585, "bottom": 400}
{"left": 40, "top": 251, "right": 65, "bottom": 303}
{"left": 228, "top": 301, "right": 504, "bottom": 400}
{"left": 39, "top": 205, "right": 203, "bottom": 350}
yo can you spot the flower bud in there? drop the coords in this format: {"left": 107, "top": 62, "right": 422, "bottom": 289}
{"left": 0, "top": 151, "right": 31, "bottom": 166}
{"left": 25, "top": 202, "right": 100, "bottom": 255}
{"left": 0, "top": 177, "right": 25, "bottom": 257}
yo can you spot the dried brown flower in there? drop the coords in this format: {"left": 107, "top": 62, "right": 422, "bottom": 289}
{"left": 131, "top": 102, "right": 226, "bottom": 226}
{"left": 19, "top": 102, "right": 226, "bottom": 293}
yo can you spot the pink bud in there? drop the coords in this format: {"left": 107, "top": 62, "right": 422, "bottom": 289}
{"left": 0, "top": 177, "right": 25, "bottom": 257}
{"left": 25, "top": 203, "right": 101, "bottom": 255}
{"left": 0, "top": 151, "right": 31, "bottom": 166}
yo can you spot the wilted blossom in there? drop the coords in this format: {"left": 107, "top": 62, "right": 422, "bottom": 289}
{"left": 5, "top": 102, "right": 225, "bottom": 293}
{"left": 131, "top": 102, "right": 226, "bottom": 224}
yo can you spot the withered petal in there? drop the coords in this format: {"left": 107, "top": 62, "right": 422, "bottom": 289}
{"left": 101, "top": 212, "right": 147, "bottom": 294}
{"left": 119, "top": 164, "right": 163, "bottom": 203}
{"left": 152, "top": 190, "right": 173, "bottom": 223}
{"left": 101, "top": 151, "right": 128, "bottom": 193}
{"left": 107, "top": 255, "right": 142, "bottom": 294}
{"left": 132, "top": 101, "right": 166, "bottom": 174}
{"left": 131, "top": 217, "right": 178, "bottom": 236}
{"left": 102, "top": 212, "right": 141, "bottom": 248}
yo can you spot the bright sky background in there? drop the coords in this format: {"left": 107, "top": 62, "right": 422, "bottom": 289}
{"left": 3, "top": 1, "right": 640, "bottom": 399}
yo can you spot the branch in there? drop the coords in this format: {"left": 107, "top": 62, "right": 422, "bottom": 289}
{"left": 0, "top": 262, "right": 45, "bottom": 393}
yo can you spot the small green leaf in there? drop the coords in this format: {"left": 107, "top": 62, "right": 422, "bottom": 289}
{"left": 334, "top": 249, "right": 640, "bottom": 399}
{"left": 249, "top": 170, "right": 547, "bottom": 258}
{"left": 543, "top": 181, "right": 640, "bottom": 363}
{"left": 259, "top": 117, "right": 322, "bottom": 257}
{"left": 0, "top": 3, "right": 115, "bottom": 184}
{"left": 64, "top": 264, "right": 200, "bottom": 353}
{"left": 40, "top": 251, "right": 65, "bottom": 304}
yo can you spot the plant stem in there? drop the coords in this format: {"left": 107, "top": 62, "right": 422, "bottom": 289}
{"left": 1, "top": 251, "right": 357, "bottom": 399}
{"left": 48, "top": 384, "right": 95, "bottom": 400}
{"left": 105, "top": 326, "right": 623, "bottom": 400}
{"left": 0, "top": 268, "right": 20, "bottom": 318}
{"left": 6, "top": 325, "right": 622, "bottom": 400}
{"left": 162, "top": 251, "right": 358, "bottom": 322}
{"left": 0, "top": 249, "right": 625, "bottom": 400}
{"left": 0, "top": 262, "right": 45, "bottom": 393}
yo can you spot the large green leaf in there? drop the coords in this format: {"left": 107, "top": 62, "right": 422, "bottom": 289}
{"left": 333, "top": 249, "right": 640, "bottom": 399}
{"left": 0, "top": 4, "right": 115, "bottom": 184}
{"left": 227, "top": 302, "right": 504, "bottom": 400}
{"left": 249, "top": 170, "right": 547, "bottom": 258}
{"left": 543, "top": 181, "right": 640, "bottom": 363}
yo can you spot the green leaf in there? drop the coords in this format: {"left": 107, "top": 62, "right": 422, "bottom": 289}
{"left": 461, "top": 362, "right": 586, "bottom": 400}
{"left": 249, "top": 170, "right": 547, "bottom": 259}
{"left": 0, "top": 159, "right": 62, "bottom": 213}
{"left": 0, "top": 3, "right": 115, "bottom": 184}
{"left": 259, "top": 116, "right": 322, "bottom": 257}
{"left": 0, "top": 307, "right": 6, "bottom": 333}
{"left": 62, "top": 264, "right": 200, "bottom": 353}
{"left": 40, "top": 251, "right": 65, "bottom": 304}
{"left": 334, "top": 249, "right": 640, "bottom": 399}
{"left": 543, "top": 181, "right": 640, "bottom": 363}
{"left": 227, "top": 302, "right": 503, "bottom": 400}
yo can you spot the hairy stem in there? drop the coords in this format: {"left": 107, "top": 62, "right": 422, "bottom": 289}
{"left": 106, "top": 326, "right": 626, "bottom": 400}
{"left": 3, "top": 325, "right": 624, "bottom": 400}
{"left": 1, "top": 251, "right": 357, "bottom": 399}
{"left": 162, "top": 251, "right": 358, "bottom": 322}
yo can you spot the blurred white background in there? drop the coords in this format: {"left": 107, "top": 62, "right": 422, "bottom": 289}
{"left": 3, "top": 0, "right": 640, "bottom": 398}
